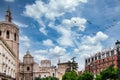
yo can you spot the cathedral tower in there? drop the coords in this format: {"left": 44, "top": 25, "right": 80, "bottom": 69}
{"left": 0, "top": 7, "right": 19, "bottom": 58}
{"left": 0, "top": 7, "right": 19, "bottom": 80}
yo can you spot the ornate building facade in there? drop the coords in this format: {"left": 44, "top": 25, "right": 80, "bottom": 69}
{"left": 57, "top": 62, "right": 70, "bottom": 80}
{"left": 85, "top": 40, "right": 120, "bottom": 75}
{"left": 19, "top": 51, "right": 57, "bottom": 80}
{"left": 57, "top": 60, "right": 78, "bottom": 80}
{"left": 0, "top": 8, "right": 19, "bottom": 80}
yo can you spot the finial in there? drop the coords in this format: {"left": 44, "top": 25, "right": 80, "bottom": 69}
{"left": 26, "top": 49, "right": 30, "bottom": 54}
{"left": 58, "top": 58, "right": 60, "bottom": 63}
{"left": 5, "top": 6, "right": 12, "bottom": 22}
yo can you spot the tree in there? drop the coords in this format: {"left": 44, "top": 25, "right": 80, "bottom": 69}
{"left": 100, "top": 65, "right": 119, "bottom": 80}
{"left": 71, "top": 57, "right": 78, "bottom": 71}
{"left": 34, "top": 76, "right": 58, "bottom": 80}
{"left": 34, "top": 77, "right": 41, "bottom": 80}
{"left": 95, "top": 74, "right": 102, "bottom": 80}
{"left": 95, "top": 65, "right": 119, "bottom": 80}
{"left": 66, "top": 57, "right": 78, "bottom": 72}
{"left": 78, "top": 71, "right": 94, "bottom": 80}
{"left": 62, "top": 70, "right": 78, "bottom": 80}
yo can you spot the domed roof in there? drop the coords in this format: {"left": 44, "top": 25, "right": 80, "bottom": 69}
{"left": 0, "top": 7, "right": 19, "bottom": 29}
{"left": 24, "top": 50, "right": 33, "bottom": 58}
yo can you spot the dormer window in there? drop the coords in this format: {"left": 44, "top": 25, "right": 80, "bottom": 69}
{"left": 6, "top": 30, "right": 10, "bottom": 39}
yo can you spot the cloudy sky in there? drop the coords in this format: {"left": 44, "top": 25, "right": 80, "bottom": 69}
{"left": 0, "top": 0, "right": 120, "bottom": 70}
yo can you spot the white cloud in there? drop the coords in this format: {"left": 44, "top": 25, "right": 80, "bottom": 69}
{"left": 14, "top": 21, "right": 28, "bottom": 28}
{"left": 4, "top": 0, "right": 14, "bottom": 2}
{"left": 23, "top": 0, "right": 88, "bottom": 34}
{"left": 73, "top": 31, "right": 108, "bottom": 70}
{"left": 74, "top": 31, "right": 108, "bottom": 56}
{"left": 33, "top": 46, "right": 67, "bottom": 66}
{"left": 49, "top": 17, "right": 87, "bottom": 47}
{"left": 34, "top": 55, "right": 46, "bottom": 63}
{"left": 42, "top": 39, "right": 54, "bottom": 46}
{"left": 62, "top": 17, "right": 87, "bottom": 31}
{"left": 49, "top": 46, "right": 66, "bottom": 56}
{"left": 48, "top": 17, "right": 87, "bottom": 47}
{"left": 34, "top": 46, "right": 66, "bottom": 58}
{"left": 39, "top": 27, "right": 47, "bottom": 35}
{"left": 20, "top": 35, "right": 31, "bottom": 48}
{"left": 81, "top": 31, "right": 109, "bottom": 45}
{"left": 57, "top": 27, "right": 74, "bottom": 46}
{"left": 34, "top": 50, "right": 48, "bottom": 54}
{"left": 24, "top": 0, "right": 88, "bottom": 20}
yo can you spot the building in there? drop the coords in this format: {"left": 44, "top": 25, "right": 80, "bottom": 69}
{"left": 0, "top": 8, "right": 19, "bottom": 80}
{"left": 85, "top": 40, "right": 120, "bottom": 75}
{"left": 57, "top": 62, "right": 70, "bottom": 80}
{"left": 39, "top": 60, "right": 57, "bottom": 78}
{"left": 57, "top": 60, "right": 78, "bottom": 80}
{"left": 19, "top": 51, "right": 57, "bottom": 80}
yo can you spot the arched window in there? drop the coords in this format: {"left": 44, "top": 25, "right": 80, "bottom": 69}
{"left": 0, "top": 30, "right": 1, "bottom": 36}
{"left": 14, "top": 33, "right": 17, "bottom": 41}
{"left": 27, "top": 66, "right": 30, "bottom": 71}
{"left": 6, "top": 30, "right": 10, "bottom": 39}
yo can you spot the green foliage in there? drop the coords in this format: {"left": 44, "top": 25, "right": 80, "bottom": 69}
{"left": 95, "top": 65, "right": 119, "bottom": 80}
{"left": 34, "top": 76, "right": 58, "bottom": 80}
{"left": 62, "top": 70, "right": 78, "bottom": 80}
{"left": 34, "top": 77, "right": 40, "bottom": 80}
{"left": 67, "top": 57, "right": 78, "bottom": 72}
{"left": 100, "top": 65, "right": 118, "bottom": 80}
{"left": 78, "top": 71, "right": 94, "bottom": 80}
{"left": 95, "top": 74, "right": 102, "bottom": 80}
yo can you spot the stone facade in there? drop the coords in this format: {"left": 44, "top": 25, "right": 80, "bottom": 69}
{"left": 0, "top": 8, "right": 19, "bottom": 80}
{"left": 57, "top": 61, "right": 78, "bottom": 80}
{"left": 85, "top": 40, "right": 120, "bottom": 75}
{"left": 19, "top": 51, "right": 57, "bottom": 80}
{"left": 57, "top": 62, "right": 69, "bottom": 80}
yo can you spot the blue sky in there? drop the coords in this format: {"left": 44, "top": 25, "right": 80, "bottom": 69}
{"left": 0, "top": 0, "right": 120, "bottom": 70}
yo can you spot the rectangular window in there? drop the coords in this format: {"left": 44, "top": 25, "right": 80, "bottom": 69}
{"left": 6, "top": 30, "right": 10, "bottom": 39}
{"left": 0, "top": 30, "right": 1, "bottom": 36}
{"left": 14, "top": 33, "right": 17, "bottom": 41}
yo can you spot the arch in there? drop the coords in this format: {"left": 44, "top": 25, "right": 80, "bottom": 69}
{"left": 27, "top": 66, "right": 30, "bottom": 71}
{"left": 6, "top": 30, "right": 10, "bottom": 39}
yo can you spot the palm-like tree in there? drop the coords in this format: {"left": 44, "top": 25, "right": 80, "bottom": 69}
{"left": 66, "top": 57, "right": 78, "bottom": 72}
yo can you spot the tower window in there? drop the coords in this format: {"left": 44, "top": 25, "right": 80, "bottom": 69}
{"left": 14, "top": 33, "right": 17, "bottom": 41}
{"left": 27, "top": 66, "right": 30, "bottom": 71}
{"left": 0, "top": 30, "right": 1, "bottom": 36}
{"left": 6, "top": 30, "right": 10, "bottom": 39}
{"left": 53, "top": 73, "right": 55, "bottom": 77}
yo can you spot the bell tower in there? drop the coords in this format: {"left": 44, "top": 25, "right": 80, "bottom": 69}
{"left": 0, "top": 7, "right": 19, "bottom": 57}
{"left": 0, "top": 7, "right": 19, "bottom": 80}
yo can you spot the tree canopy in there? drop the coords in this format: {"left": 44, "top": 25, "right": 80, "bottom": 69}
{"left": 34, "top": 76, "right": 58, "bottom": 80}
{"left": 62, "top": 70, "right": 78, "bottom": 80}
{"left": 78, "top": 71, "right": 94, "bottom": 80}
{"left": 66, "top": 57, "right": 78, "bottom": 72}
{"left": 95, "top": 65, "right": 119, "bottom": 80}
